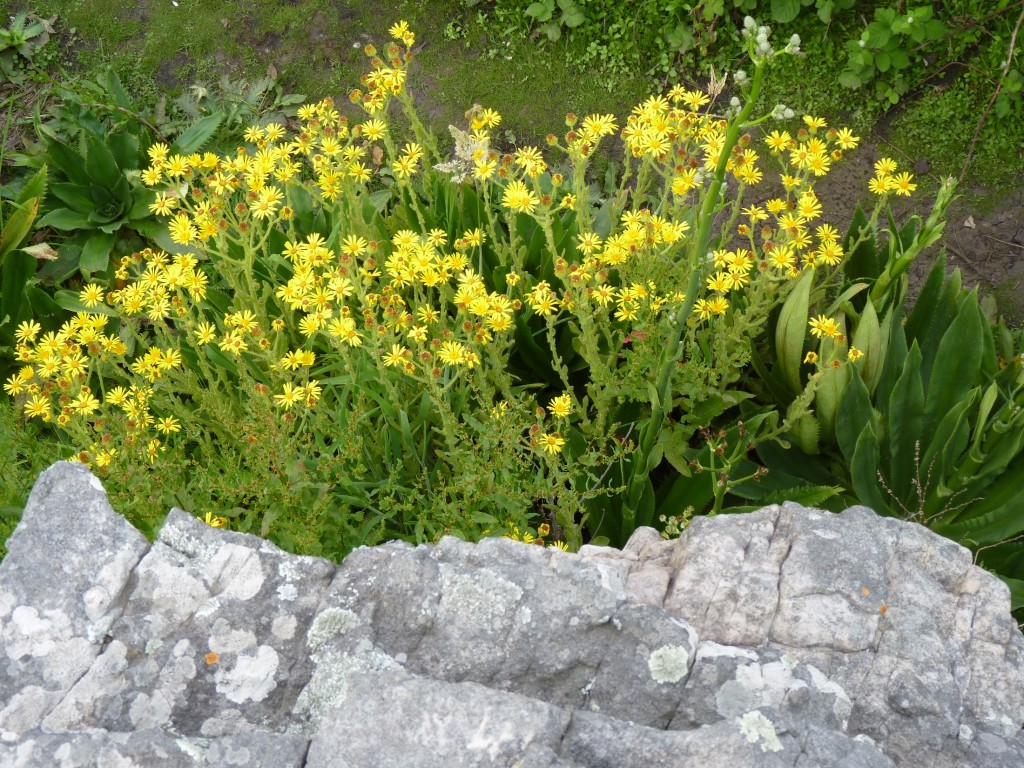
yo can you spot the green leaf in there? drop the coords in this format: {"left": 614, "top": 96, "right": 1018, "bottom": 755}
{"left": 0, "top": 251, "right": 36, "bottom": 343}
{"left": 775, "top": 268, "right": 813, "bottom": 395}
{"left": 36, "top": 207, "right": 94, "bottom": 230}
{"left": 770, "top": 0, "right": 801, "bottom": 23}
{"left": 107, "top": 131, "right": 140, "bottom": 171}
{"left": 204, "top": 343, "right": 239, "bottom": 376}
{"left": 923, "top": 290, "right": 983, "bottom": 445}
{"left": 836, "top": 370, "right": 873, "bottom": 464}
{"left": 0, "top": 197, "right": 39, "bottom": 262}
{"left": 44, "top": 139, "right": 87, "bottom": 181}
{"left": 887, "top": 341, "right": 924, "bottom": 503}
{"left": 525, "top": 0, "right": 554, "bottom": 21}
{"left": 50, "top": 182, "right": 95, "bottom": 214}
{"left": 850, "top": 423, "right": 891, "bottom": 514}
{"left": 559, "top": 0, "right": 585, "bottom": 27}
{"left": 172, "top": 113, "right": 223, "bottom": 155}
{"left": 14, "top": 165, "right": 48, "bottom": 205}
{"left": 79, "top": 231, "right": 116, "bottom": 274}
{"left": 84, "top": 136, "right": 123, "bottom": 188}
{"left": 52, "top": 289, "right": 117, "bottom": 316}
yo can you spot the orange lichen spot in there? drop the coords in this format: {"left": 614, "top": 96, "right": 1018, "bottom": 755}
{"left": 861, "top": 587, "right": 870, "bottom": 596}
{"left": 205, "top": 652, "right": 220, "bottom": 665}
{"left": 879, "top": 605, "right": 888, "bottom": 615}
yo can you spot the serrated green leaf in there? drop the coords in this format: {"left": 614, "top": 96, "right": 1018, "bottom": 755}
{"left": 0, "top": 197, "right": 39, "bottom": 262}
{"left": 172, "top": 113, "right": 223, "bottom": 155}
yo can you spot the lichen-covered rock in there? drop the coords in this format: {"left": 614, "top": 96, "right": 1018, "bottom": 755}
{"left": 1, "top": 464, "right": 1021, "bottom": 767}
{"left": 0, "top": 462, "right": 149, "bottom": 739}
{"left": 581, "top": 503, "right": 1024, "bottom": 767}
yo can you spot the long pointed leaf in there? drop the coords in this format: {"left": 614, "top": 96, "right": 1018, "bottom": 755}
{"left": 888, "top": 341, "right": 924, "bottom": 504}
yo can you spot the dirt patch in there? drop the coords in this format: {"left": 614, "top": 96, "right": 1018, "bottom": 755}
{"left": 154, "top": 51, "right": 190, "bottom": 91}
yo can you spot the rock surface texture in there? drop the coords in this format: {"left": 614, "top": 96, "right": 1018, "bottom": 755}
{"left": 1, "top": 462, "right": 1023, "bottom": 767}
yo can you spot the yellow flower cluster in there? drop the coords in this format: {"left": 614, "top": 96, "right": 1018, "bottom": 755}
{"left": 868, "top": 157, "right": 917, "bottom": 196}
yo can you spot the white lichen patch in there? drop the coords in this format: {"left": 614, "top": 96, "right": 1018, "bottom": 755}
{"left": 277, "top": 583, "right": 298, "bottom": 602}
{"left": 215, "top": 645, "right": 279, "bottom": 704}
{"left": 307, "top": 608, "right": 360, "bottom": 652}
{"left": 203, "top": 544, "right": 265, "bottom": 601}
{"left": 437, "top": 566, "right": 523, "bottom": 631}
{"left": 272, "top": 614, "right": 297, "bottom": 640}
{"left": 648, "top": 645, "right": 691, "bottom": 684}
{"left": 737, "top": 710, "right": 784, "bottom": 752}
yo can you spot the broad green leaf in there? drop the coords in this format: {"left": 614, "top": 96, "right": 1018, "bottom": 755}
{"left": 36, "top": 208, "right": 94, "bottom": 230}
{"left": 85, "top": 136, "right": 122, "bottom": 188}
{"left": 923, "top": 290, "right": 983, "bottom": 445}
{"left": 850, "top": 423, "right": 891, "bottom": 515}
{"left": 836, "top": 369, "right": 873, "bottom": 464}
{"left": 887, "top": 342, "right": 924, "bottom": 504}
{"left": 851, "top": 299, "right": 882, "bottom": 389}
{"left": 79, "top": 231, "right": 116, "bottom": 274}
{"left": 52, "top": 289, "right": 117, "bottom": 316}
{"left": 770, "top": 0, "right": 801, "bottom": 23}
{"left": 44, "top": 139, "right": 88, "bottom": 181}
{"left": 50, "top": 182, "right": 95, "bottom": 214}
{"left": 775, "top": 268, "right": 813, "bottom": 395}
{"left": 0, "top": 251, "right": 36, "bottom": 342}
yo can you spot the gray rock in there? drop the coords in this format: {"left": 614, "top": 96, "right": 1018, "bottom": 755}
{"left": 1, "top": 465, "right": 1022, "bottom": 767}
{"left": 599, "top": 502, "right": 1024, "bottom": 767}
{"left": 0, "top": 728, "right": 308, "bottom": 767}
{"left": 0, "top": 462, "right": 149, "bottom": 738}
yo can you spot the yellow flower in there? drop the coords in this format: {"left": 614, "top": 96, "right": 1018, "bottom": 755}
{"left": 168, "top": 213, "right": 197, "bottom": 245}
{"left": 24, "top": 394, "right": 51, "bottom": 420}
{"left": 809, "top": 314, "right": 841, "bottom": 339}
{"left": 149, "top": 192, "right": 177, "bottom": 216}
{"left": 15, "top": 320, "right": 41, "bottom": 344}
{"left": 874, "top": 157, "right": 898, "bottom": 176}
{"left": 204, "top": 511, "right": 228, "bottom": 528}
{"left": 803, "top": 115, "right": 827, "bottom": 132}
{"left": 382, "top": 344, "right": 407, "bottom": 367}
{"left": 502, "top": 180, "right": 539, "bottom": 214}
{"left": 892, "top": 172, "right": 916, "bottom": 196}
{"left": 868, "top": 176, "right": 894, "bottom": 196}
{"left": 273, "top": 382, "right": 304, "bottom": 410}
{"left": 79, "top": 284, "right": 105, "bottom": 308}
{"left": 537, "top": 432, "right": 566, "bottom": 455}
{"left": 848, "top": 346, "right": 864, "bottom": 362}
{"left": 156, "top": 416, "right": 181, "bottom": 434}
{"left": 804, "top": 351, "right": 819, "bottom": 364}
{"left": 70, "top": 390, "right": 100, "bottom": 415}
{"left": 547, "top": 394, "right": 573, "bottom": 419}
{"left": 835, "top": 128, "right": 859, "bottom": 149}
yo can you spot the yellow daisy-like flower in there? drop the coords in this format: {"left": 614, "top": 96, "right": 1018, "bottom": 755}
{"left": 273, "top": 382, "right": 304, "bottom": 411}
{"left": 14, "top": 320, "right": 41, "bottom": 344}
{"left": 502, "top": 179, "right": 539, "bottom": 214}
{"left": 892, "top": 172, "right": 917, "bottom": 196}
{"left": 382, "top": 344, "right": 407, "bottom": 367}
{"left": 874, "top": 157, "right": 898, "bottom": 176}
{"left": 537, "top": 432, "right": 566, "bottom": 455}
{"left": 204, "top": 511, "right": 228, "bottom": 528}
{"left": 156, "top": 416, "right": 181, "bottom": 434}
{"left": 547, "top": 394, "right": 573, "bottom": 419}
{"left": 848, "top": 347, "right": 864, "bottom": 362}
{"left": 148, "top": 192, "right": 177, "bottom": 216}
{"left": 79, "top": 284, "right": 105, "bottom": 308}
{"left": 809, "top": 314, "right": 841, "bottom": 339}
